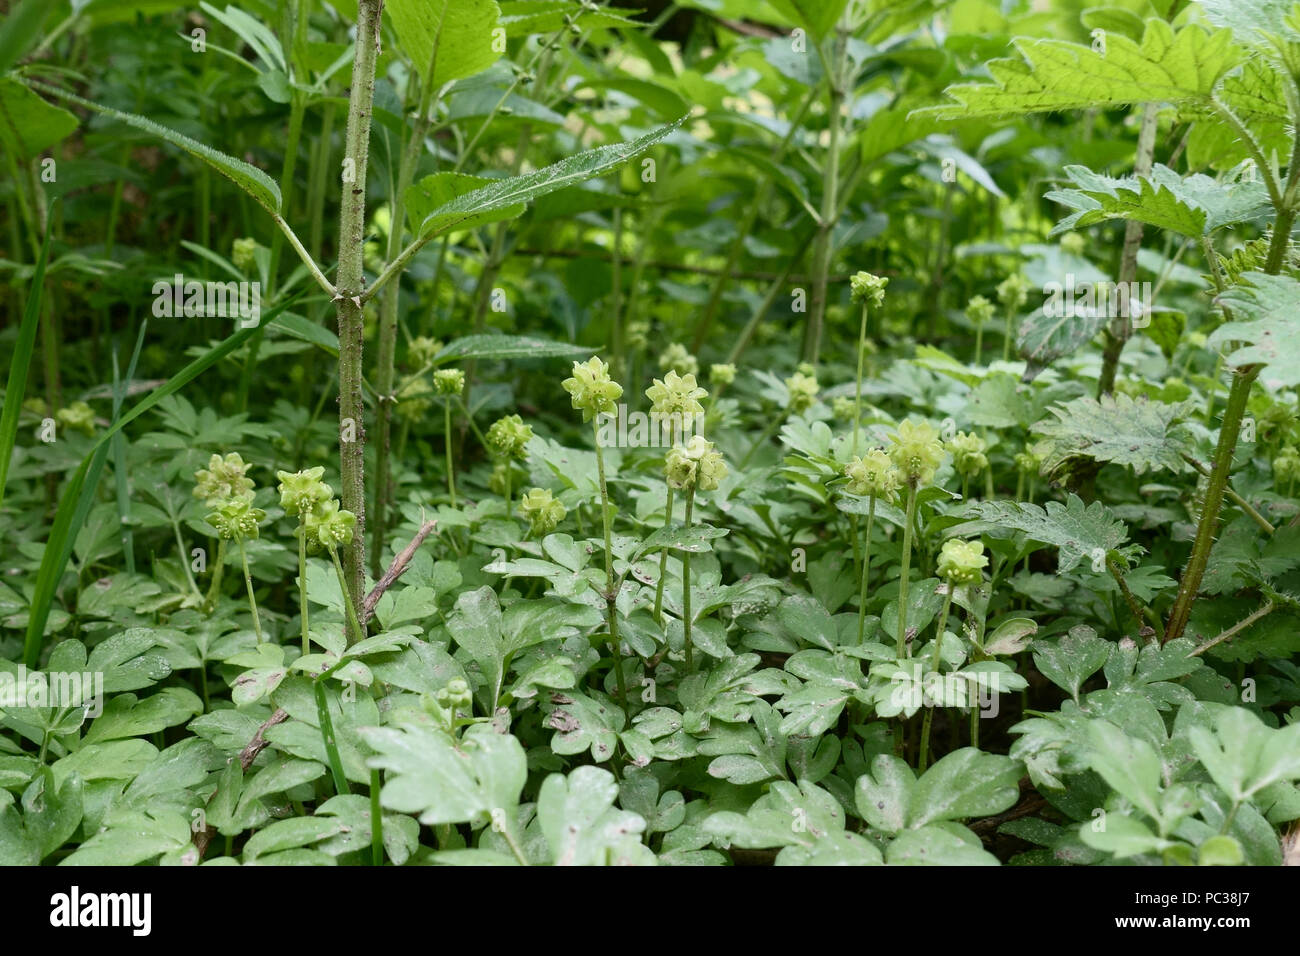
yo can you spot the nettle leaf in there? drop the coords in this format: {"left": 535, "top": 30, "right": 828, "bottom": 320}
{"left": 386, "top": 0, "right": 501, "bottom": 87}
{"left": 498, "top": 1, "right": 639, "bottom": 36}
{"left": 948, "top": 495, "right": 1130, "bottom": 574}
{"left": 1016, "top": 304, "right": 1110, "bottom": 377}
{"left": 433, "top": 333, "right": 591, "bottom": 363}
{"left": 1046, "top": 164, "right": 1269, "bottom": 238}
{"left": 0, "top": 78, "right": 78, "bottom": 161}
{"left": 924, "top": 21, "right": 1240, "bottom": 118}
{"left": 413, "top": 118, "right": 685, "bottom": 239}
{"left": 1031, "top": 393, "right": 1196, "bottom": 476}
{"left": 26, "top": 80, "right": 281, "bottom": 212}
{"left": 1212, "top": 273, "right": 1300, "bottom": 386}
{"left": 405, "top": 172, "right": 526, "bottom": 237}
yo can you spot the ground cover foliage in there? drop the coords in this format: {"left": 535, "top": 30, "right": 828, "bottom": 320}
{"left": 1, "top": 0, "right": 1300, "bottom": 867}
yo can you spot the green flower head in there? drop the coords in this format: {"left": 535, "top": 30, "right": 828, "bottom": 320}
{"left": 395, "top": 375, "right": 434, "bottom": 422}
{"left": 710, "top": 363, "right": 736, "bottom": 386}
{"left": 518, "top": 487, "right": 566, "bottom": 535}
{"left": 194, "top": 452, "right": 255, "bottom": 507}
{"left": 646, "top": 370, "right": 708, "bottom": 421}
{"left": 965, "top": 295, "right": 995, "bottom": 326}
{"left": 232, "top": 237, "right": 258, "bottom": 273}
{"left": 666, "top": 435, "right": 727, "bottom": 492}
{"left": 845, "top": 449, "right": 902, "bottom": 499}
{"left": 407, "top": 336, "right": 444, "bottom": 369}
{"left": 562, "top": 356, "right": 623, "bottom": 422}
{"left": 785, "top": 371, "right": 819, "bottom": 414}
{"left": 658, "top": 342, "right": 699, "bottom": 377}
{"left": 486, "top": 414, "right": 533, "bottom": 461}
{"left": 303, "top": 499, "right": 356, "bottom": 551}
{"left": 1274, "top": 446, "right": 1300, "bottom": 484}
{"left": 1015, "top": 447, "right": 1043, "bottom": 474}
{"left": 937, "top": 538, "right": 988, "bottom": 585}
{"left": 626, "top": 318, "right": 650, "bottom": 350}
{"left": 948, "top": 431, "right": 989, "bottom": 477}
{"left": 56, "top": 401, "right": 96, "bottom": 437}
{"left": 433, "top": 368, "right": 465, "bottom": 397}
{"left": 1060, "top": 232, "right": 1087, "bottom": 257}
{"left": 436, "top": 677, "right": 473, "bottom": 712}
{"left": 207, "top": 496, "right": 266, "bottom": 541}
{"left": 276, "top": 466, "right": 333, "bottom": 518}
{"left": 849, "top": 271, "right": 888, "bottom": 307}
{"left": 996, "top": 273, "right": 1031, "bottom": 310}
{"left": 888, "top": 419, "right": 945, "bottom": 486}
{"left": 832, "top": 396, "right": 856, "bottom": 421}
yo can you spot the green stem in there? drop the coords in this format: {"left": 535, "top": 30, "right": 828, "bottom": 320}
{"left": 370, "top": 768, "right": 384, "bottom": 866}
{"left": 238, "top": 539, "right": 262, "bottom": 643}
{"left": 895, "top": 483, "right": 919, "bottom": 657}
{"left": 299, "top": 523, "right": 310, "bottom": 656}
{"left": 330, "top": 546, "right": 366, "bottom": 648}
{"left": 444, "top": 398, "right": 457, "bottom": 507}
{"left": 852, "top": 302, "right": 868, "bottom": 459}
{"left": 653, "top": 422, "right": 678, "bottom": 625}
{"left": 333, "top": 0, "right": 384, "bottom": 645}
{"left": 856, "top": 496, "right": 876, "bottom": 644}
{"left": 918, "top": 586, "right": 955, "bottom": 772}
{"left": 801, "top": 28, "right": 847, "bottom": 364}
{"left": 682, "top": 488, "right": 696, "bottom": 672}
{"left": 592, "top": 419, "right": 628, "bottom": 705}
{"left": 204, "top": 539, "right": 227, "bottom": 611}
{"left": 314, "top": 676, "right": 350, "bottom": 795}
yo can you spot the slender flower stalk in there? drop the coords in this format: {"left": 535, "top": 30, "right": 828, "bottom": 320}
{"left": 238, "top": 540, "right": 263, "bottom": 643}
{"left": 888, "top": 420, "right": 945, "bottom": 656}
{"left": 844, "top": 448, "right": 901, "bottom": 645}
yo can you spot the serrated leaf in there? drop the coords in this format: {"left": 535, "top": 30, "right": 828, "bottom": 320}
{"left": 405, "top": 172, "right": 526, "bottom": 237}
{"left": 414, "top": 118, "right": 685, "bottom": 239}
{"left": 386, "top": 0, "right": 501, "bottom": 87}
{"left": 1211, "top": 273, "right": 1300, "bottom": 385}
{"left": 948, "top": 495, "right": 1129, "bottom": 574}
{"left": 1016, "top": 303, "right": 1110, "bottom": 377}
{"left": 1047, "top": 164, "right": 1268, "bottom": 237}
{"left": 924, "top": 21, "right": 1240, "bottom": 118}
{"left": 1031, "top": 393, "right": 1195, "bottom": 475}
{"left": 434, "top": 334, "right": 590, "bottom": 362}
{"left": 25, "top": 80, "right": 281, "bottom": 212}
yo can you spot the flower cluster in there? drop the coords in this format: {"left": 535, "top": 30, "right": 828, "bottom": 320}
{"left": 844, "top": 449, "right": 902, "bottom": 499}
{"left": 937, "top": 538, "right": 988, "bottom": 585}
{"left": 785, "top": 370, "right": 819, "bottom": 414}
{"left": 849, "top": 271, "right": 888, "bottom": 308}
{"left": 948, "top": 431, "right": 988, "bottom": 478}
{"left": 710, "top": 363, "right": 736, "bottom": 386}
{"left": 996, "top": 273, "right": 1031, "bottom": 311}
{"left": 965, "top": 295, "right": 995, "bottom": 327}
{"left": 888, "top": 419, "right": 945, "bottom": 486}
{"left": 232, "top": 237, "right": 258, "bottom": 273}
{"left": 518, "top": 487, "right": 566, "bottom": 535}
{"left": 486, "top": 414, "right": 533, "bottom": 462}
{"left": 658, "top": 342, "right": 698, "bottom": 377}
{"left": 1274, "top": 446, "right": 1300, "bottom": 486}
{"left": 665, "top": 435, "right": 728, "bottom": 492}
{"left": 195, "top": 453, "right": 256, "bottom": 507}
{"left": 563, "top": 356, "right": 623, "bottom": 422}
{"left": 207, "top": 495, "right": 267, "bottom": 541}
{"left": 56, "top": 401, "right": 96, "bottom": 437}
{"left": 433, "top": 368, "right": 465, "bottom": 397}
{"left": 407, "top": 336, "right": 444, "bottom": 369}
{"left": 276, "top": 468, "right": 356, "bottom": 552}
{"left": 1015, "top": 447, "right": 1043, "bottom": 474}
{"left": 646, "top": 370, "right": 708, "bottom": 421}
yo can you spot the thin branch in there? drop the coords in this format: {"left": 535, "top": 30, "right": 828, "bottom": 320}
{"left": 239, "top": 707, "right": 290, "bottom": 769}
{"left": 273, "top": 213, "right": 336, "bottom": 298}
{"left": 362, "top": 518, "right": 438, "bottom": 621}
{"left": 1183, "top": 454, "right": 1275, "bottom": 534}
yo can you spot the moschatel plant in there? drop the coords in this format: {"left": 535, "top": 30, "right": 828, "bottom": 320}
{"left": 0, "top": 0, "right": 1297, "bottom": 871}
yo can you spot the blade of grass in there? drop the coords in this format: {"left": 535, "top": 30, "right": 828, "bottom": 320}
{"left": 22, "top": 296, "right": 301, "bottom": 666}
{"left": 0, "top": 207, "right": 52, "bottom": 509}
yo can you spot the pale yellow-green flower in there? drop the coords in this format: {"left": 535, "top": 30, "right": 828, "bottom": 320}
{"left": 844, "top": 449, "right": 902, "bottom": 499}
{"left": 888, "top": 419, "right": 945, "bottom": 486}
{"left": 666, "top": 435, "right": 727, "bottom": 492}
{"left": 658, "top": 342, "right": 699, "bottom": 377}
{"left": 948, "top": 431, "right": 988, "bottom": 477}
{"left": 232, "top": 237, "right": 258, "bottom": 273}
{"left": 996, "top": 273, "right": 1031, "bottom": 310}
{"left": 785, "top": 371, "right": 819, "bottom": 414}
{"left": 646, "top": 370, "right": 707, "bottom": 420}
{"left": 486, "top": 414, "right": 533, "bottom": 461}
{"left": 849, "top": 271, "right": 888, "bottom": 308}
{"left": 433, "top": 368, "right": 465, "bottom": 397}
{"left": 276, "top": 466, "right": 332, "bottom": 518}
{"left": 937, "top": 538, "right": 988, "bottom": 585}
{"left": 207, "top": 496, "right": 266, "bottom": 541}
{"left": 965, "top": 295, "right": 995, "bottom": 326}
{"left": 55, "top": 401, "right": 96, "bottom": 437}
{"left": 562, "top": 356, "right": 623, "bottom": 422}
{"left": 518, "top": 487, "right": 566, "bottom": 535}
{"left": 303, "top": 499, "right": 356, "bottom": 551}
{"left": 194, "top": 452, "right": 255, "bottom": 507}
{"left": 709, "top": 363, "right": 736, "bottom": 386}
